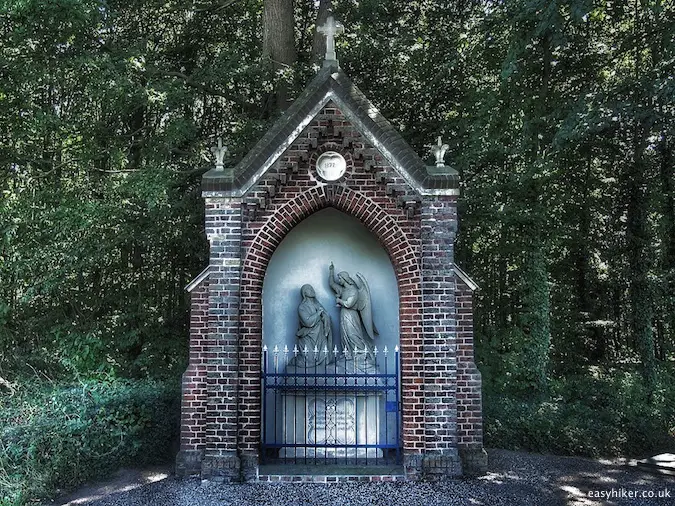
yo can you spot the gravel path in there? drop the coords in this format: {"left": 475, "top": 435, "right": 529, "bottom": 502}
{"left": 54, "top": 450, "right": 674, "bottom": 506}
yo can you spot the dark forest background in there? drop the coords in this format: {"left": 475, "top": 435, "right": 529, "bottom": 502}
{"left": 1, "top": 0, "right": 673, "bottom": 503}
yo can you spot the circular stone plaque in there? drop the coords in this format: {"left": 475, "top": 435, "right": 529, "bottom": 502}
{"left": 315, "top": 151, "right": 347, "bottom": 181}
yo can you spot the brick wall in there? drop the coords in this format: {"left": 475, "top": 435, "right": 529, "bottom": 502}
{"left": 178, "top": 101, "right": 486, "bottom": 479}
{"left": 419, "top": 197, "right": 462, "bottom": 477}
{"left": 455, "top": 280, "right": 488, "bottom": 475}
{"left": 176, "top": 280, "right": 210, "bottom": 476}
{"left": 202, "top": 198, "right": 243, "bottom": 480}
{"left": 456, "top": 282, "right": 483, "bottom": 448}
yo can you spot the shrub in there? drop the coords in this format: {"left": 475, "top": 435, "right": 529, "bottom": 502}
{"left": 484, "top": 366, "right": 675, "bottom": 458}
{"left": 0, "top": 378, "right": 179, "bottom": 505}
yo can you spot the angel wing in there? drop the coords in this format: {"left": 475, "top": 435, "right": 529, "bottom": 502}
{"left": 354, "top": 272, "right": 379, "bottom": 340}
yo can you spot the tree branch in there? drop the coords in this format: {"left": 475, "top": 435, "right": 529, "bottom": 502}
{"left": 0, "top": 376, "right": 16, "bottom": 396}
{"left": 162, "top": 71, "right": 259, "bottom": 113}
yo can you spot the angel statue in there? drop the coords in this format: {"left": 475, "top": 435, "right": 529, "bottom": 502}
{"left": 328, "top": 262, "right": 379, "bottom": 365}
{"left": 288, "top": 284, "right": 333, "bottom": 368}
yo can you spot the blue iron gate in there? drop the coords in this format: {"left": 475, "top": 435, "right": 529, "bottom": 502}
{"left": 261, "top": 345, "right": 402, "bottom": 465}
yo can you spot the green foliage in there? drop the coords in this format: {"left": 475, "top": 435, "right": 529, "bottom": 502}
{"left": 0, "top": 0, "right": 672, "bottom": 500}
{"left": 476, "top": 327, "right": 534, "bottom": 395}
{"left": 484, "top": 366, "right": 675, "bottom": 457}
{"left": 449, "top": 0, "right": 675, "bottom": 394}
{"left": 0, "top": 379, "right": 179, "bottom": 505}
{"left": 1, "top": 0, "right": 672, "bottom": 386}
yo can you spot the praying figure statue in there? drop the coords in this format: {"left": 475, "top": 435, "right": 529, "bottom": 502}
{"left": 328, "top": 262, "right": 378, "bottom": 365}
{"left": 288, "top": 284, "right": 333, "bottom": 367}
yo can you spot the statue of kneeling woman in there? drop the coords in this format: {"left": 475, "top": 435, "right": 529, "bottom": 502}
{"left": 288, "top": 284, "right": 333, "bottom": 368}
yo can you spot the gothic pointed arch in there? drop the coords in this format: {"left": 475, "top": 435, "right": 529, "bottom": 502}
{"left": 237, "top": 184, "right": 423, "bottom": 458}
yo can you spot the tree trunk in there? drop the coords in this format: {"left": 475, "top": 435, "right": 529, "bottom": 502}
{"left": 312, "top": 0, "right": 332, "bottom": 62}
{"left": 658, "top": 131, "right": 674, "bottom": 360}
{"left": 576, "top": 154, "right": 604, "bottom": 360}
{"left": 627, "top": 120, "right": 655, "bottom": 391}
{"left": 521, "top": 241, "right": 551, "bottom": 392}
{"left": 263, "top": 0, "right": 297, "bottom": 110}
{"left": 520, "top": 30, "right": 552, "bottom": 393}
{"left": 497, "top": 222, "right": 508, "bottom": 330}
{"left": 627, "top": 0, "right": 656, "bottom": 393}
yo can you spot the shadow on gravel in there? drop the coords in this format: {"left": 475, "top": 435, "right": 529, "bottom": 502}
{"left": 487, "top": 450, "right": 673, "bottom": 506}
{"left": 50, "top": 450, "right": 674, "bottom": 506}
{"left": 53, "top": 466, "right": 171, "bottom": 506}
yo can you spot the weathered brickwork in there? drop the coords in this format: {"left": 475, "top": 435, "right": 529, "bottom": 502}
{"left": 258, "top": 473, "right": 407, "bottom": 483}
{"left": 177, "top": 101, "right": 485, "bottom": 480}
{"left": 175, "top": 280, "right": 209, "bottom": 476}
{"left": 203, "top": 198, "right": 243, "bottom": 480}
{"left": 419, "top": 196, "right": 462, "bottom": 477}
{"left": 456, "top": 282, "right": 488, "bottom": 475}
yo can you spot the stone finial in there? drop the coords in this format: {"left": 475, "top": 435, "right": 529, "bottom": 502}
{"left": 317, "top": 14, "right": 344, "bottom": 66}
{"left": 432, "top": 136, "right": 449, "bottom": 167}
{"left": 210, "top": 137, "right": 228, "bottom": 171}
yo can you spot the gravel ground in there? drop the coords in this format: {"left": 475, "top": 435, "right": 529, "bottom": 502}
{"left": 54, "top": 450, "right": 674, "bottom": 506}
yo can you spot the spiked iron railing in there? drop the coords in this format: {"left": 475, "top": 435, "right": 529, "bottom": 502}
{"left": 261, "top": 344, "right": 401, "bottom": 465}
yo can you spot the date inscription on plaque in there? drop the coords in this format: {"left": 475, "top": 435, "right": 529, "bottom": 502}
{"left": 316, "top": 151, "right": 347, "bottom": 181}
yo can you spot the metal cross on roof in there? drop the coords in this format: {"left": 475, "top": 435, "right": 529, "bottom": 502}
{"left": 317, "top": 14, "right": 344, "bottom": 67}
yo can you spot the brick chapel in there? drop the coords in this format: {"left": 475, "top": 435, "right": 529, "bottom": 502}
{"left": 176, "top": 16, "right": 487, "bottom": 482}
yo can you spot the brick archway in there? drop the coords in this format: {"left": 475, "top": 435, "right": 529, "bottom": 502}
{"left": 237, "top": 184, "right": 424, "bottom": 460}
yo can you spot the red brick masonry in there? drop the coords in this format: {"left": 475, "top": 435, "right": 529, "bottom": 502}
{"left": 176, "top": 103, "right": 487, "bottom": 480}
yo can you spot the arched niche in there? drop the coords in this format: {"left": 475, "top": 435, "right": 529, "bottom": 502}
{"left": 262, "top": 207, "right": 400, "bottom": 361}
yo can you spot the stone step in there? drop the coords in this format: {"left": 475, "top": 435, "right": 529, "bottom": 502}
{"left": 257, "top": 464, "right": 406, "bottom": 482}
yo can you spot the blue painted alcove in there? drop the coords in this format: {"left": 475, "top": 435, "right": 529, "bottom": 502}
{"left": 262, "top": 207, "right": 400, "bottom": 360}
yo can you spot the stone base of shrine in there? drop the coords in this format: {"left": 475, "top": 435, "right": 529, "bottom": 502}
{"left": 200, "top": 452, "right": 241, "bottom": 482}
{"left": 401, "top": 450, "right": 464, "bottom": 480}
{"left": 175, "top": 449, "right": 204, "bottom": 477}
{"left": 279, "top": 447, "right": 382, "bottom": 459}
{"left": 459, "top": 447, "right": 489, "bottom": 476}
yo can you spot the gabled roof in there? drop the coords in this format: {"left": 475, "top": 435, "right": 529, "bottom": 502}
{"left": 203, "top": 63, "right": 459, "bottom": 196}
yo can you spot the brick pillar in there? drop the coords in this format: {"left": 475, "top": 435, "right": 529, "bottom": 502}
{"left": 419, "top": 196, "right": 462, "bottom": 479}
{"left": 456, "top": 283, "right": 488, "bottom": 475}
{"left": 176, "top": 281, "right": 210, "bottom": 476}
{"left": 202, "top": 197, "right": 243, "bottom": 481}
